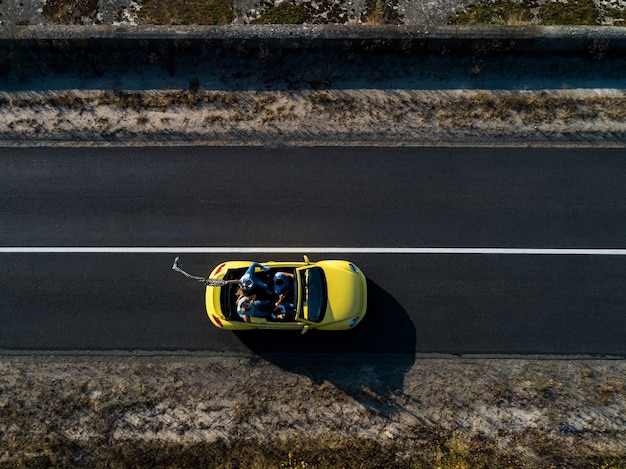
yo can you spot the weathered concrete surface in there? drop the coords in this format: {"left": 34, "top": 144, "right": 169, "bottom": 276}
{"left": 1, "top": 0, "right": 469, "bottom": 28}
{"left": 3, "top": 24, "right": 626, "bottom": 53}
{"left": 2, "top": 0, "right": 626, "bottom": 29}
{"left": 2, "top": 0, "right": 626, "bottom": 52}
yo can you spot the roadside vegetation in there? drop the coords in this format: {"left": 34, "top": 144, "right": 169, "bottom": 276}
{"left": 38, "top": 0, "right": 626, "bottom": 25}
{"left": 1, "top": 87, "right": 626, "bottom": 146}
{"left": 2, "top": 356, "right": 626, "bottom": 469}
{"left": 448, "top": 0, "right": 626, "bottom": 25}
{"left": 606, "top": 7, "right": 626, "bottom": 24}
{"left": 363, "top": 0, "right": 403, "bottom": 25}
{"left": 41, "top": 0, "right": 99, "bottom": 24}
{"left": 249, "top": 0, "right": 402, "bottom": 25}
{"left": 9, "top": 432, "right": 626, "bottom": 468}
{"left": 538, "top": 0, "right": 599, "bottom": 24}
{"left": 139, "top": 0, "right": 234, "bottom": 25}
{"left": 3, "top": 90, "right": 626, "bottom": 124}
{"left": 252, "top": 2, "right": 309, "bottom": 24}
{"left": 448, "top": 0, "right": 536, "bottom": 25}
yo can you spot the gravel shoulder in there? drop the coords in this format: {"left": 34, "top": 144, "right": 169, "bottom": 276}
{"left": 2, "top": 352, "right": 626, "bottom": 467}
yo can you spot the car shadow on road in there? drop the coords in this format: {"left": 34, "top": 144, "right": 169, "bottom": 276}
{"left": 234, "top": 279, "right": 419, "bottom": 419}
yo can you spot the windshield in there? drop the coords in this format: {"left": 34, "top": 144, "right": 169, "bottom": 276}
{"left": 298, "top": 267, "right": 327, "bottom": 323}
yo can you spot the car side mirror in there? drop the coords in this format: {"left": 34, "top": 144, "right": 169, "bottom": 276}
{"left": 303, "top": 255, "right": 310, "bottom": 264}
{"left": 301, "top": 325, "right": 310, "bottom": 335}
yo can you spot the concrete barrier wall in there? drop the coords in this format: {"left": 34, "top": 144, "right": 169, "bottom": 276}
{"left": 2, "top": 25, "right": 626, "bottom": 52}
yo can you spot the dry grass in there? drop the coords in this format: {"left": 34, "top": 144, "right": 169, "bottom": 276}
{"left": 449, "top": 0, "right": 535, "bottom": 25}
{"left": 602, "top": 6, "right": 626, "bottom": 25}
{"left": 0, "top": 434, "right": 492, "bottom": 469}
{"left": 2, "top": 355, "right": 626, "bottom": 469}
{"left": 41, "top": 0, "right": 99, "bottom": 24}
{"left": 1, "top": 89, "right": 626, "bottom": 145}
{"left": 251, "top": 2, "right": 309, "bottom": 25}
{"left": 363, "top": 0, "right": 402, "bottom": 25}
{"left": 416, "top": 92, "right": 626, "bottom": 124}
{"left": 139, "top": 0, "right": 234, "bottom": 25}
{"left": 309, "top": 91, "right": 358, "bottom": 119}
{"left": 448, "top": 0, "right": 625, "bottom": 25}
{"left": 4, "top": 426, "right": 623, "bottom": 468}
{"left": 539, "top": 0, "right": 599, "bottom": 25}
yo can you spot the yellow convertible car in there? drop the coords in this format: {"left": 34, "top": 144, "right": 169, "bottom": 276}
{"left": 205, "top": 256, "right": 367, "bottom": 332}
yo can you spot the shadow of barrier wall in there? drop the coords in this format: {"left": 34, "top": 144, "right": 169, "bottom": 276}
{"left": 2, "top": 25, "right": 626, "bottom": 91}
{"left": 234, "top": 279, "right": 418, "bottom": 417}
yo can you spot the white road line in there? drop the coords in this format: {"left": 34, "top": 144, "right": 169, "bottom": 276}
{"left": 1, "top": 247, "right": 626, "bottom": 255}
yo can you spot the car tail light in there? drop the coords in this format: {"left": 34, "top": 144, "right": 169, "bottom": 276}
{"left": 212, "top": 315, "right": 224, "bottom": 327}
{"left": 215, "top": 263, "right": 226, "bottom": 275}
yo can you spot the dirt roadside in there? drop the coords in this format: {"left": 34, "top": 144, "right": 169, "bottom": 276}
{"left": 1, "top": 352, "right": 625, "bottom": 467}
{"left": 1, "top": 352, "right": 626, "bottom": 468}
{"left": 2, "top": 88, "right": 626, "bottom": 148}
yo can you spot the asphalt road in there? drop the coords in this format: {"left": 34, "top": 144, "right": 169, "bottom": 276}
{"left": 1, "top": 146, "right": 626, "bottom": 355}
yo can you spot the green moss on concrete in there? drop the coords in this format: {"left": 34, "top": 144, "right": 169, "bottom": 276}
{"left": 139, "top": 0, "right": 234, "bottom": 25}
{"left": 41, "top": 0, "right": 99, "bottom": 24}
{"left": 252, "top": 2, "right": 309, "bottom": 24}
{"left": 448, "top": 0, "right": 536, "bottom": 25}
{"left": 538, "top": 0, "right": 599, "bottom": 25}
{"left": 363, "top": 0, "right": 403, "bottom": 24}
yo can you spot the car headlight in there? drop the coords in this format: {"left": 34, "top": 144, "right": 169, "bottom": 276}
{"left": 349, "top": 263, "right": 359, "bottom": 274}
{"left": 349, "top": 316, "right": 359, "bottom": 327}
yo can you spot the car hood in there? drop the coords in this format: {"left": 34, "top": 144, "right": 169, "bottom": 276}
{"left": 320, "top": 262, "right": 367, "bottom": 322}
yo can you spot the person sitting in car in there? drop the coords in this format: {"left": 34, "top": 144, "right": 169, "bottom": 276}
{"left": 272, "top": 271, "right": 294, "bottom": 296}
{"left": 271, "top": 294, "right": 295, "bottom": 321}
{"left": 225, "top": 262, "right": 273, "bottom": 295}
{"left": 237, "top": 294, "right": 271, "bottom": 322}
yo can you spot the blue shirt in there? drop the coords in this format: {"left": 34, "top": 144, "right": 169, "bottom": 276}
{"left": 273, "top": 272, "right": 292, "bottom": 295}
